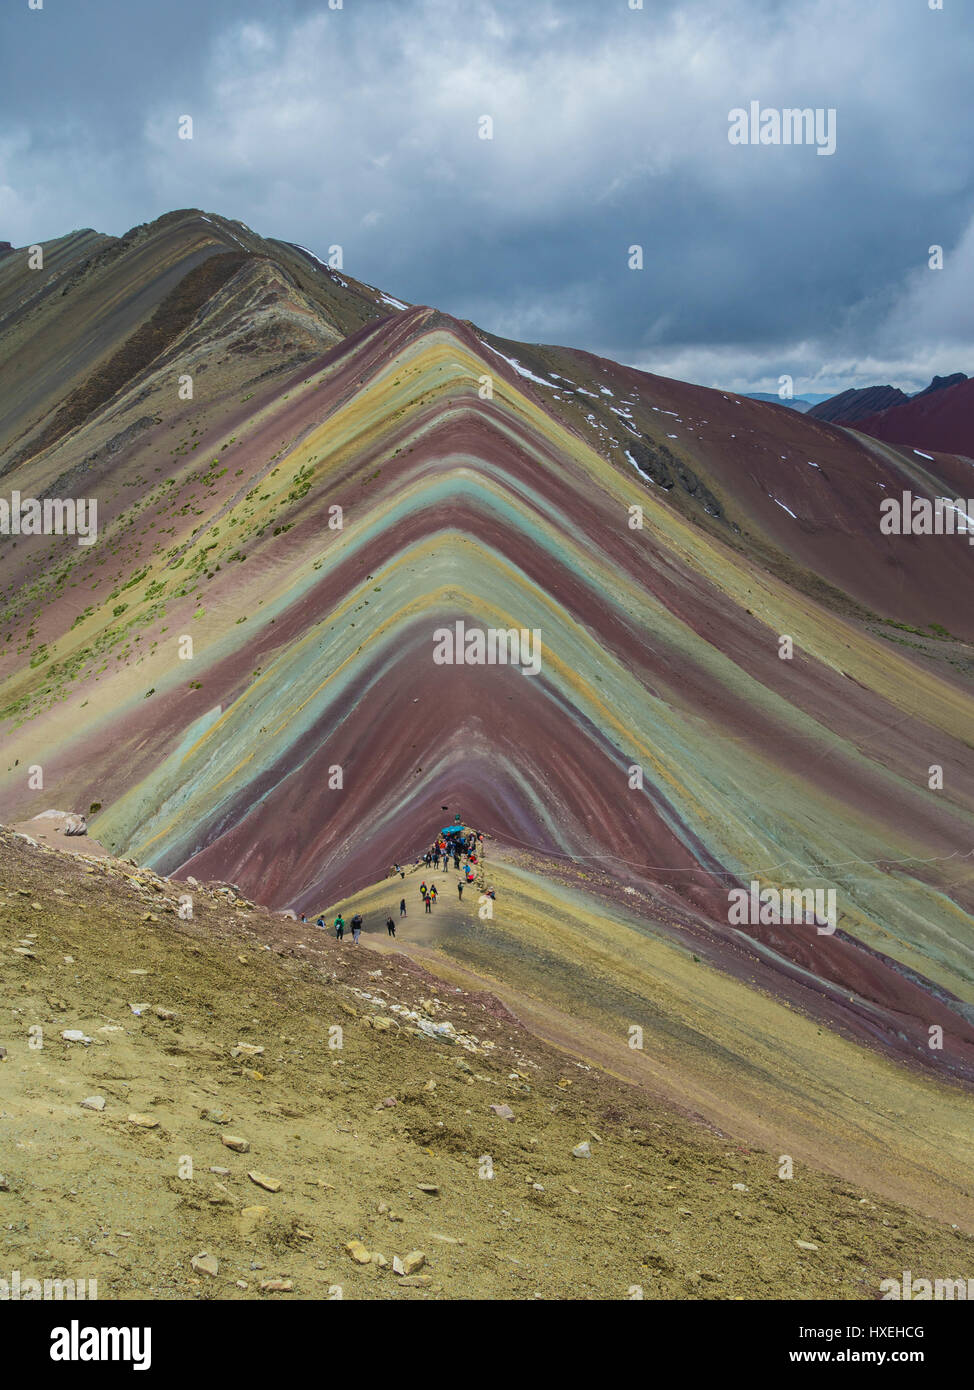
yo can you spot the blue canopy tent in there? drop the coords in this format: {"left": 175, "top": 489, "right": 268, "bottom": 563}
{"left": 440, "top": 823, "right": 464, "bottom": 835}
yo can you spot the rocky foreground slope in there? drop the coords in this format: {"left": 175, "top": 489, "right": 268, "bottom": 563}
{"left": 3, "top": 828, "right": 972, "bottom": 1300}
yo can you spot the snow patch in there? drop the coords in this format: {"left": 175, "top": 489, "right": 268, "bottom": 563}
{"left": 482, "top": 342, "right": 556, "bottom": 387}
{"left": 771, "top": 496, "right": 798, "bottom": 519}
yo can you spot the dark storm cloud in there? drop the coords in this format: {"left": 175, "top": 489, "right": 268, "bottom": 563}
{"left": 1, "top": 0, "right": 972, "bottom": 393}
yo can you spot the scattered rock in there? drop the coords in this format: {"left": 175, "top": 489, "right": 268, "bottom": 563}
{"left": 80, "top": 1096, "right": 106, "bottom": 1112}
{"left": 345, "top": 1240, "right": 371, "bottom": 1265}
{"left": 240, "top": 1205, "right": 270, "bottom": 1225}
{"left": 572, "top": 1141, "right": 592, "bottom": 1159}
{"left": 202, "top": 1109, "right": 231, "bottom": 1125}
{"left": 248, "top": 1171, "right": 281, "bottom": 1193}
{"left": 401, "top": 1250, "right": 426, "bottom": 1275}
{"left": 490, "top": 1103, "right": 515, "bottom": 1121}
{"left": 399, "top": 1275, "right": 433, "bottom": 1287}
{"left": 191, "top": 1252, "right": 219, "bottom": 1277}
{"left": 127, "top": 1113, "right": 159, "bottom": 1128}
{"left": 259, "top": 1278, "right": 293, "bottom": 1292}
{"left": 417, "top": 1183, "right": 439, "bottom": 1195}
{"left": 222, "top": 1135, "right": 250, "bottom": 1152}
{"left": 231, "top": 1043, "right": 265, "bottom": 1059}
{"left": 732, "top": 1183, "right": 749, "bottom": 1193}
{"left": 796, "top": 1240, "right": 819, "bottom": 1252}
{"left": 61, "top": 1029, "right": 92, "bottom": 1045}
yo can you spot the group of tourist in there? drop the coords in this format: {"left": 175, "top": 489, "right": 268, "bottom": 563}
{"left": 304, "top": 822, "right": 494, "bottom": 943}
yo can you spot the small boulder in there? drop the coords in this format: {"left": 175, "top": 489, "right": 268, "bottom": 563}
{"left": 248, "top": 1171, "right": 281, "bottom": 1193}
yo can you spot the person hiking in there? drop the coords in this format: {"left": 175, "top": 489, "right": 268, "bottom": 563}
{"left": 430, "top": 883, "right": 438, "bottom": 901}
{"left": 316, "top": 915, "right": 325, "bottom": 929}
{"left": 399, "top": 865, "right": 405, "bottom": 879}
{"left": 334, "top": 914, "right": 345, "bottom": 940}
{"left": 457, "top": 881, "right": 464, "bottom": 899}
{"left": 424, "top": 893, "right": 432, "bottom": 913}
{"left": 399, "top": 897, "right": 407, "bottom": 917}
{"left": 386, "top": 917, "right": 396, "bottom": 937}
{"left": 351, "top": 913, "right": 363, "bottom": 945}
{"left": 420, "top": 880, "right": 428, "bottom": 897}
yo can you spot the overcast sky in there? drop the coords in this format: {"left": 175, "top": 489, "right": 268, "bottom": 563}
{"left": 1, "top": 0, "right": 971, "bottom": 395}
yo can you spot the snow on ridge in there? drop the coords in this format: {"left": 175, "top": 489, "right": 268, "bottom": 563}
{"left": 481, "top": 341, "right": 557, "bottom": 387}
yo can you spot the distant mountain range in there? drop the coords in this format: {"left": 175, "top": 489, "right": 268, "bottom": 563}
{"left": 743, "top": 392, "right": 835, "bottom": 413}
{"left": 808, "top": 372, "right": 971, "bottom": 457}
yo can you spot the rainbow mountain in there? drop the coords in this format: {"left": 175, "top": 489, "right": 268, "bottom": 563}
{"left": 2, "top": 208, "right": 974, "bottom": 1136}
